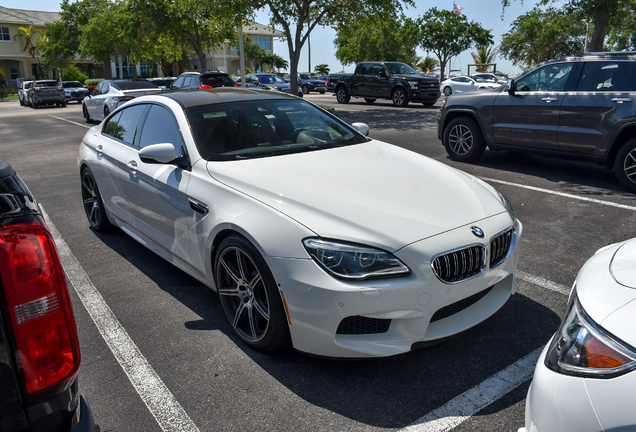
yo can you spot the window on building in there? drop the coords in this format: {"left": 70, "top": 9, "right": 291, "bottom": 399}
{"left": 252, "top": 37, "right": 271, "bottom": 51}
{"left": 0, "top": 27, "right": 10, "bottom": 41}
{"left": 9, "top": 67, "right": 19, "bottom": 80}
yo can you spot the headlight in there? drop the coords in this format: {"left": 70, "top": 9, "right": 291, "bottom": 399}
{"left": 498, "top": 192, "right": 516, "bottom": 223}
{"left": 545, "top": 294, "right": 636, "bottom": 378}
{"left": 408, "top": 81, "right": 418, "bottom": 89}
{"left": 303, "top": 238, "right": 410, "bottom": 280}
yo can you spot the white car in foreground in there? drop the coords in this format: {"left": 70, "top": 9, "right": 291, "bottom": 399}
{"left": 521, "top": 238, "right": 636, "bottom": 431}
{"left": 441, "top": 76, "right": 502, "bottom": 96}
{"left": 78, "top": 88, "right": 522, "bottom": 358}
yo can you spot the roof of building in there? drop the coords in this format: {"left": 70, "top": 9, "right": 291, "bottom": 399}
{"left": 243, "top": 22, "right": 283, "bottom": 38}
{"left": 0, "top": 6, "right": 60, "bottom": 26}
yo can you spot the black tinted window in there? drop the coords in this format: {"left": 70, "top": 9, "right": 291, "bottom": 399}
{"left": 201, "top": 74, "right": 234, "bottom": 87}
{"left": 62, "top": 81, "right": 83, "bottom": 88}
{"left": 516, "top": 63, "right": 573, "bottom": 92}
{"left": 576, "top": 61, "right": 634, "bottom": 92}
{"left": 139, "top": 105, "right": 184, "bottom": 149}
{"left": 112, "top": 81, "right": 159, "bottom": 90}
{"left": 115, "top": 105, "right": 147, "bottom": 144}
{"left": 103, "top": 111, "right": 123, "bottom": 137}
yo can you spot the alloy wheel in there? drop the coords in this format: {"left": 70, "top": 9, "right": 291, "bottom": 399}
{"left": 217, "top": 246, "right": 270, "bottom": 343}
{"left": 448, "top": 124, "right": 473, "bottom": 156}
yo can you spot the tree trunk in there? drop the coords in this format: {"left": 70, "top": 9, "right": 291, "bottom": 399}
{"left": 288, "top": 50, "right": 300, "bottom": 96}
{"left": 197, "top": 48, "right": 207, "bottom": 71}
{"left": 103, "top": 57, "right": 113, "bottom": 79}
{"left": 172, "top": 60, "right": 179, "bottom": 77}
{"left": 589, "top": 5, "right": 609, "bottom": 52}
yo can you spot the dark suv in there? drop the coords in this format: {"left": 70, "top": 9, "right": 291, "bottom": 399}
{"left": 437, "top": 52, "right": 636, "bottom": 192}
{"left": 169, "top": 71, "right": 239, "bottom": 90}
{"left": 0, "top": 157, "right": 96, "bottom": 431}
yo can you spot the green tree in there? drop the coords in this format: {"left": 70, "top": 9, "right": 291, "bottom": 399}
{"left": 252, "top": 0, "right": 408, "bottom": 95}
{"left": 471, "top": 45, "right": 498, "bottom": 72}
{"left": 605, "top": 0, "right": 636, "bottom": 51}
{"left": 79, "top": 2, "right": 126, "bottom": 79}
{"left": 502, "top": 0, "right": 625, "bottom": 52}
{"left": 334, "top": 14, "right": 420, "bottom": 65}
{"left": 61, "top": 66, "right": 89, "bottom": 83}
{"left": 314, "top": 63, "right": 330, "bottom": 75}
{"left": 500, "top": 7, "right": 583, "bottom": 68}
{"left": 416, "top": 55, "right": 439, "bottom": 74}
{"left": 417, "top": 7, "right": 492, "bottom": 82}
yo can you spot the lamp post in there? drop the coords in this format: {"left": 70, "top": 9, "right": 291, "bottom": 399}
{"left": 583, "top": 18, "right": 589, "bottom": 52}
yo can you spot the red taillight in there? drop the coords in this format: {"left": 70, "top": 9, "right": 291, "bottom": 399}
{"left": 233, "top": 82, "right": 241, "bottom": 87}
{"left": 0, "top": 222, "right": 80, "bottom": 394}
{"left": 197, "top": 84, "right": 214, "bottom": 89}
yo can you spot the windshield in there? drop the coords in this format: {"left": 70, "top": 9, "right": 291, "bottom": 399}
{"left": 112, "top": 81, "right": 160, "bottom": 90}
{"left": 256, "top": 75, "right": 286, "bottom": 84}
{"left": 299, "top": 74, "right": 313, "bottom": 80}
{"left": 186, "top": 99, "right": 367, "bottom": 161}
{"left": 385, "top": 63, "right": 418, "bottom": 75}
{"left": 62, "top": 81, "right": 83, "bottom": 88}
{"left": 35, "top": 81, "right": 59, "bottom": 87}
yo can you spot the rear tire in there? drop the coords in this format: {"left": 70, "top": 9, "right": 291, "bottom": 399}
{"left": 336, "top": 87, "right": 350, "bottom": 104}
{"left": 81, "top": 167, "right": 113, "bottom": 232}
{"left": 104, "top": 106, "right": 110, "bottom": 118}
{"left": 614, "top": 138, "right": 636, "bottom": 193}
{"left": 443, "top": 117, "right": 486, "bottom": 162}
{"left": 215, "top": 235, "right": 291, "bottom": 351}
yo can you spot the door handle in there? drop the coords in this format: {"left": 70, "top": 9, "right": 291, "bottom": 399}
{"left": 127, "top": 161, "right": 138, "bottom": 173}
{"left": 188, "top": 198, "right": 209, "bottom": 215}
{"left": 96, "top": 145, "right": 103, "bottom": 153}
{"left": 541, "top": 97, "right": 558, "bottom": 102}
{"left": 611, "top": 98, "right": 632, "bottom": 103}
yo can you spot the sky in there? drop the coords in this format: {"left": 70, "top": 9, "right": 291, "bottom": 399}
{"left": 2, "top": 0, "right": 541, "bottom": 76}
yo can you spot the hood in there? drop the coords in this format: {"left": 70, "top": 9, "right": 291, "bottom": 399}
{"left": 395, "top": 74, "right": 438, "bottom": 82}
{"left": 577, "top": 239, "right": 636, "bottom": 347}
{"left": 206, "top": 140, "right": 506, "bottom": 251}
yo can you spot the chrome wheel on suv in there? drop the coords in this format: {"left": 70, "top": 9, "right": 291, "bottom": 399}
{"left": 614, "top": 138, "right": 636, "bottom": 193}
{"left": 443, "top": 117, "right": 486, "bottom": 162}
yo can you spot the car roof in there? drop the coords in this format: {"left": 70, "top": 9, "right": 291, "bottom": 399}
{"left": 135, "top": 88, "right": 298, "bottom": 109}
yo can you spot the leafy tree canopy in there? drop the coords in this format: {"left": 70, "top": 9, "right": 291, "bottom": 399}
{"left": 500, "top": 6, "right": 583, "bottom": 69}
{"left": 334, "top": 14, "right": 419, "bottom": 66}
{"left": 417, "top": 7, "right": 492, "bottom": 82}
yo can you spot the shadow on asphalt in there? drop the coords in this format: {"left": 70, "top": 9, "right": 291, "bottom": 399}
{"left": 93, "top": 228, "right": 560, "bottom": 429}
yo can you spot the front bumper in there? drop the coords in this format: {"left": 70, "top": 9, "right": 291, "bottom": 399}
{"left": 271, "top": 214, "right": 522, "bottom": 358}
{"left": 409, "top": 89, "right": 441, "bottom": 103}
{"left": 522, "top": 341, "right": 636, "bottom": 432}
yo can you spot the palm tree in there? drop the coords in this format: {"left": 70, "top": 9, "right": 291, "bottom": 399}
{"left": 271, "top": 55, "right": 288, "bottom": 73}
{"left": 15, "top": 25, "right": 46, "bottom": 78}
{"left": 416, "top": 56, "right": 439, "bottom": 75}
{"left": 314, "top": 63, "right": 330, "bottom": 75}
{"left": 471, "top": 46, "right": 499, "bottom": 73}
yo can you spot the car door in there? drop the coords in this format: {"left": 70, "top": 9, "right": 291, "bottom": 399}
{"left": 124, "top": 104, "right": 193, "bottom": 264}
{"left": 491, "top": 62, "right": 576, "bottom": 150}
{"left": 367, "top": 64, "right": 391, "bottom": 98}
{"left": 87, "top": 109, "right": 136, "bottom": 227}
{"left": 558, "top": 60, "right": 636, "bottom": 157}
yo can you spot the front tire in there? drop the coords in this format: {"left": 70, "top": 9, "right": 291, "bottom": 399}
{"left": 81, "top": 167, "right": 113, "bottom": 232}
{"left": 443, "top": 86, "right": 452, "bottom": 96}
{"left": 215, "top": 235, "right": 290, "bottom": 351}
{"left": 336, "top": 87, "right": 350, "bottom": 104}
{"left": 392, "top": 88, "right": 409, "bottom": 107}
{"left": 302, "top": 84, "right": 310, "bottom": 95}
{"left": 614, "top": 138, "right": 636, "bottom": 193}
{"left": 443, "top": 117, "right": 486, "bottom": 162}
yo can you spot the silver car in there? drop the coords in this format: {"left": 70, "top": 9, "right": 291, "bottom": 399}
{"left": 82, "top": 79, "right": 161, "bottom": 123}
{"left": 18, "top": 80, "right": 32, "bottom": 106}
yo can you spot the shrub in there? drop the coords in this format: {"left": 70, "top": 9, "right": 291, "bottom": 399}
{"left": 84, "top": 78, "right": 104, "bottom": 87}
{"left": 61, "top": 66, "right": 89, "bottom": 84}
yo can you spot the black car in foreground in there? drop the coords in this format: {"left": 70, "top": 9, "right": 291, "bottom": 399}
{"left": 438, "top": 52, "right": 636, "bottom": 193}
{"left": 0, "top": 157, "right": 96, "bottom": 432}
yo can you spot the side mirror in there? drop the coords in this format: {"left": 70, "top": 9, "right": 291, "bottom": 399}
{"left": 351, "top": 122, "right": 370, "bottom": 136}
{"left": 139, "top": 143, "right": 182, "bottom": 164}
{"left": 507, "top": 78, "right": 515, "bottom": 95}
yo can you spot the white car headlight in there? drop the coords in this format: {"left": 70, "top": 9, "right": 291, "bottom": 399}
{"left": 408, "top": 81, "right": 418, "bottom": 89}
{"left": 545, "top": 294, "right": 636, "bottom": 378}
{"left": 303, "top": 238, "right": 410, "bottom": 280}
{"left": 498, "top": 192, "right": 516, "bottom": 224}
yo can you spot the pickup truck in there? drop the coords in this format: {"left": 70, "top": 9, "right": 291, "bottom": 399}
{"left": 329, "top": 61, "right": 440, "bottom": 107}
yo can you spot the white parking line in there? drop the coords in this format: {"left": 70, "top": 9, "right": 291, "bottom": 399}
{"left": 480, "top": 176, "right": 636, "bottom": 211}
{"left": 49, "top": 115, "right": 92, "bottom": 129}
{"left": 515, "top": 270, "right": 571, "bottom": 296}
{"left": 402, "top": 347, "right": 542, "bottom": 432}
{"left": 41, "top": 206, "right": 200, "bottom": 432}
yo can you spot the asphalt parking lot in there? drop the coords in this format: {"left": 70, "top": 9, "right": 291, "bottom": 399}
{"left": 2, "top": 93, "right": 636, "bottom": 432}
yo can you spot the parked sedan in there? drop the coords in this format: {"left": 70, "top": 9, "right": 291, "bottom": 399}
{"left": 28, "top": 80, "right": 66, "bottom": 108}
{"left": 62, "top": 80, "right": 90, "bottom": 103}
{"left": 0, "top": 156, "right": 96, "bottom": 431}
{"left": 82, "top": 79, "right": 162, "bottom": 123}
{"left": 245, "top": 73, "right": 303, "bottom": 96}
{"left": 521, "top": 238, "right": 636, "bottom": 432}
{"left": 78, "top": 88, "right": 522, "bottom": 358}
{"left": 440, "top": 76, "right": 502, "bottom": 96}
